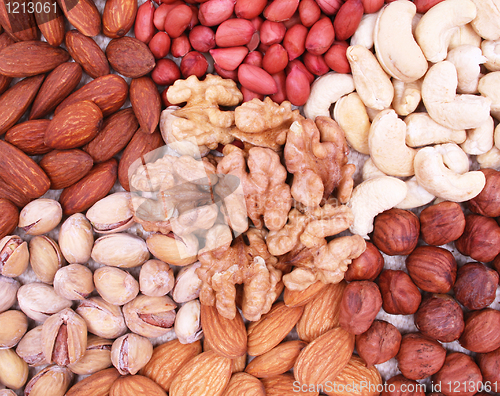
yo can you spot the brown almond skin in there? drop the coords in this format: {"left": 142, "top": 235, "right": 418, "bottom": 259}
{"left": 355, "top": 320, "right": 401, "bottom": 367}
{"left": 34, "top": 1, "right": 65, "bottom": 47}
{"left": 344, "top": 241, "right": 384, "bottom": 282}
{"left": 55, "top": 74, "right": 129, "bottom": 117}
{"left": 222, "top": 372, "right": 265, "bottom": 396}
{"left": 283, "top": 280, "right": 326, "bottom": 308}
{"left": 66, "top": 367, "right": 121, "bottom": 396}
{"left": 106, "top": 36, "right": 156, "bottom": 78}
{"left": 57, "top": 0, "right": 101, "bottom": 37}
{"left": 262, "top": 373, "right": 319, "bottom": 396}
{"left": 110, "top": 375, "right": 166, "bottom": 396}
{"left": 420, "top": 201, "right": 466, "bottom": 246}
{"left": 0, "top": 0, "right": 39, "bottom": 41}
{"left": 0, "top": 198, "right": 18, "bottom": 238}
{"left": 378, "top": 270, "right": 421, "bottom": 315}
{"left": 455, "top": 214, "right": 500, "bottom": 263}
{"left": 45, "top": 100, "right": 103, "bottom": 149}
{"left": 102, "top": 0, "right": 137, "bottom": 38}
{"left": 372, "top": 208, "right": 420, "bottom": 255}
{"left": 65, "top": 30, "right": 109, "bottom": 79}
{"left": 432, "top": 353, "right": 482, "bottom": 396}
{"left": 459, "top": 308, "right": 500, "bottom": 353}
{"left": 0, "top": 40, "right": 69, "bottom": 77}
{"left": 59, "top": 158, "right": 118, "bottom": 215}
{"left": 29, "top": 62, "right": 83, "bottom": 120}
{"left": 453, "top": 262, "right": 499, "bottom": 311}
{"left": 130, "top": 76, "right": 161, "bottom": 134}
{"left": 0, "top": 33, "right": 13, "bottom": 95}
{"left": 0, "top": 74, "right": 44, "bottom": 134}
{"left": 0, "top": 177, "right": 31, "bottom": 207}
{"left": 5, "top": 119, "right": 51, "bottom": 155}
{"left": 83, "top": 107, "right": 139, "bottom": 163}
{"left": 118, "top": 128, "right": 163, "bottom": 191}
{"left": 40, "top": 149, "right": 94, "bottom": 190}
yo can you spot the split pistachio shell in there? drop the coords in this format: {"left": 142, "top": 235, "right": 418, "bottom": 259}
{"left": 172, "top": 262, "right": 202, "bottom": 303}
{"left": 91, "top": 233, "right": 150, "bottom": 268}
{"left": 86, "top": 192, "right": 135, "bottom": 234}
{"left": 0, "top": 389, "right": 16, "bottom": 395}
{"left": 94, "top": 266, "right": 139, "bottom": 306}
{"left": 53, "top": 264, "right": 94, "bottom": 300}
{"left": 146, "top": 233, "right": 198, "bottom": 266}
{"left": 59, "top": 214, "right": 94, "bottom": 264}
{"left": 0, "top": 310, "right": 28, "bottom": 348}
{"left": 67, "top": 335, "right": 112, "bottom": 375}
{"left": 18, "top": 198, "right": 62, "bottom": 235}
{"left": 0, "top": 276, "right": 19, "bottom": 313}
{"left": 76, "top": 297, "right": 128, "bottom": 339}
{"left": 139, "top": 259, "right": 175, "bottom": 297}
{"left": 16, "top": 326, "right": 48, "bottom": 367}
{"left": 29, "top": 236, "right": 64, "bottom": 284}
{"left": 17, "top": 283, "right": 72, "bottom": 322}
{"left": 0, "top": 236, "right": 29, "bottom": 278}
{"left": 0, "top": 348, "right": 29, "bottom": 390}
{"left": 111, "top": 333, "right": 153, "bottom": 375}
{"left": 23, "top": 364, "right": 73, "bottom": 396}
{"left": 175, "top": 300, "right": 203, "bottom": 344}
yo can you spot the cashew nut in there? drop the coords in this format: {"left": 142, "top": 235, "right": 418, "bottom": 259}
{"left": 415, "top": 0, "right": 477, "bottom": 62}
{"left": 365, "top": 107, "right": 384, "bottom": 122}
{"left": 446, "top": 45, "right": 486, "bottom": 94}
{"left": 333, "top": 92, "right": 371, "bottom": 154}
{"left": 449, "top": 23, "right": 483, "bottom": 49}
{"left": 362, "top": 158, "right": 386, "bottom": 181}
{"left": 422, "top": 61, "right": 491, "bottom": 129}
{"left": 392, "top": 79, "right": 422, "bottom": 116}
{"left": 461, "top": 116, "right": 494, "bottom": 155}
{"left": 495, "top": 123, "right": 500, "bottom": 149}
{"left": 347, "top": 176, "right": 408, "bottom": 239}
{"left": 470, "top": 0, "right": 500, "bottom": 40}
{"left": 405, "top": 113, "right": 466, "bottom": 147}
{"left": 435, "top": 143, "right": 470, "bottom": 174}
{"left": 481, "top": 39, "right": 500, "bottom": 71}
{"left": 368, "top": 109, "right": 416, "bottom": 177}
{"left": 395, "top": 177, "right": 436, "bottom": 209}
{"left": 303, "top": 72, "right": 355, "bottom": 121}
{"left": 374, "top": 0, "right": 428, "bottom": 82}
{"left": 414, "top": 144, "right": 486, "bottom": 201}
{"left": 350, "top": 12, "right": 379, "bottom": 49}
{"left": 477, "top": 145, "right": 500, "bottom": 168}
{"left": 478, "top": 71, "right": 500, "bottom": 120}
{"left": 346, "top": 45, "right": 394, "bottom": 110}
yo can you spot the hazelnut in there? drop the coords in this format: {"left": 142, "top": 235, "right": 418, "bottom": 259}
{"left": 468, "top": 169, "right": 500, "bottom": 217}
{"left": 344, "top": 241, "right": 384, "bottom": 282}
{"left": 381, "top": 374, "right": 426, "bottom": 396}
{"left": 419, "top": 201, "right": 465, "bottom": 246}
{"left": 396, "top": 332, "right": 446, "bottom": 380}
{"left": 455, "top": 214, "right": 500, "bottom": 263}
{"left": 453, "top": 262, "right": 499, "bottom": 310}
{"left": 406, "top": 246, "right": 457, "bottom": 293}
{"left": 432, "top": 353, "right": 482, "bottom": 396}
{"left": 355, "top": 320, "right": 401, "bottom": 367}
{"left": 338, "top": 281, "right": 382, "bottom": 335}
{"left": 476, "top": 347, "right": 500, "bottom": 387}
{"left": 414, "top": 294, "right": 464, "bottom": 343}
{"left": 372, "top": 208, "right": 420, "bottom": 256}
{"left": 378, "top": 270, "right": 421, "bottom": 315}
{"left": 459, "top": 308, "right": 500, "bottom": 353}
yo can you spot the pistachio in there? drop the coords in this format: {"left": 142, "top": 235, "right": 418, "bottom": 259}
{"left": 146, "top": 233, "right": 198, "bottom": 266}
{"left": 86, "top": 192, "right": 135, "bottom": 234}
{"left": 29, "top": 236, "right": 64, "bottom": 284}
{"left": 53, "top": 264, "right": 94, "bottom": 300}
{"left": 59, "top": 213, "right": 94, "bottom": 264}
{"left": 68, "top": 335, "right": 113, "bottom": 375}
{"left": 139, "top": 259, "right": 175, "bottom": 297}
{"left": 16, "top": 326, "right": 48, "bottom": 367}
{"left": 94, "top": 266, "right": 139, "bottom": 306}
{"left": 0, "top": 348, "right": 29, "bottom": 390}
{"left": 41, "top": 308, "right": 88, "bottom": 366}
{"left": 0, "top": 235, "right": 29, "bottom": 278}
{"left": 24, "top": 364, "right": 73, "bottom": 396}
{"left": 91, "top": 233, "right": 150, "bottom": 268}
{"left": 175, "top": 300, "right": 203, "bottom": 344}
{"left": 111, "top": 333, "right": 153, "bottom": 375}
{"left": 123, "top": 294, "right": 177, "bottom": 338}
{"left": 17, "top": 283, "right": 72, "bottom": 322}
{"left": 0, "top": 310, "right": 28, "bottom": 348}
{"left": 0, "top": 276, "right": 19, "bottom": 313}
{"left": 172, "top": 262, "right": 202, "bottom": 303}
{"left": 0, "top": 390, "right": 16, "bottom": 396}
{"left": 76, "top": 297, "right": 128, "bottom": 339}
{"left": 18, "top": 198, "right": 62, "bottom": 235}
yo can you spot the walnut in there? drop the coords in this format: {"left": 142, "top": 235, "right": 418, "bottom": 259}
{"left": 196, "top": 225, "right": 282, "bottom": 321}
{"left": 232, "top": 97, "right": 302, "bottom": 150}
{"left": 160, "top": 74, "right": 243, "bottom": 153}
{"left": 284, "top": 116, "right": 350, "bottom": 207}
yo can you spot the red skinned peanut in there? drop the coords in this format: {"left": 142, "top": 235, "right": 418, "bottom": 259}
{"left": 413, "top": 0, "right": 446, "bottom": 12}
{"left": 210, "top": 47, "right": 249, "bottom": 71}
{"left": 214, "top": 63, "right": 239, "bottom": 80}
{"left": 152, "top": 58, "right": 181, "bottom": 86}
{"left": 135, "top": 1, "right": 155, "bottom": 44}
{"left": 262, "top": 43, "right": 288, "bottom": 74}
{"left": 316, "top": 0, "right": 343, "bottom": 14}
{"left": 263, "top": 0, "right": 299, "bottom": 22}
{"left": 188, "top": 5, "right": 199, "bottom": 29}
{"left": 270, "top": 70, "right": 287, "bottom": 103}
{"left": 260, "top": 20, "right": 286, "bottom": 46}
{"left": 164, "top": 4, "right": 193, "bottom": 38}
{"left": 306, "top": 16, "right": 335, "bottom": 55}
{"left": 153, "top": 3, "right": 176, "bottom": 31}
{"left": 283, "top": 12, "right": 301, "bottom": 28}
{"left": 171, "top": 33, "right": 191, "bottom": 57}
{"left": 244, "top": 51, "right": 263, "bottom": 67}
{"left": 334, "top": 0, "right": 364, "bottom": 41}
{"left": 325, "top": 41, "right": 351, "bottom": 74}
{"left": 303, "top": 51, "right": 329, "bottom": 76}
{"left": 283, "top": 23, "right": 307, "bottom": 60}
{"left": 198, "top": 0, "right": 234, "bottom": 26}
{"left": 238, "top": 64, "right": 278, "bottom": 95}
{"left": 362, "top": 0, "right": 384, "bottom": 13}
{"left": 216, "top": 19, "right": 256, "bottom": 47}
{"left": 189, "top": 26, "right": 216, "bottom": 52}
{"left": 235, "top": 0, "right": 267, "bottom": 19}
{"left": 287, "top": 59, "right": 314, "bottom": 83}
{"left": 286, "top": 66, "right": 310, "bottom": 106}
{"left": 149, "top": 32, "right": 171, "bottom": 59}
{"left": 241, "top": 86, "right": 264, "bottom": 102}
{"left": 299, "top": 0, "right": 321, "bottom": 27}
{"left": 180, "top": 51, "right": 208, "bottom": 78}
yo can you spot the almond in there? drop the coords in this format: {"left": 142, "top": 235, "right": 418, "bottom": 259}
{"left": 0, "top": 0, "right": 39, "bottom": 41}
{"left": 5, "top": 119, "right": 51, "bottom": 155}
{"left": 29, "top": 62, "right": 83, "bottom": 120}
{"left": 283, "top": 280, "right": 326, "bottom": 307}
{"left": 0, "top": 198, "right": 18, "bottom": 239}
{"left": 110, "top": 375, "right": 166, "bottom": 396}
{"left": 296, "top": 281, "right": 346, "bottom": 342}
{"left": 102, "top": 0, "right": 137, "bottom": 38}
{"left": 203, "top": 338, "right": 247, "bottom": 374}
{"left": 245, "top": 340, "right": 307, "bottom": 378}
{"left": 130, "top": 77, "right": 161, "bottom": 135}
{"left": 65, "top": 29, "right": 110, "bottom": 79}
{"left": 200, "top": 303, "right": 247, "bottom": 359}
{"left": 83, "top": 107, "right": 139, "bottom": 163}
{"left": 39, "top": 149, "right": 94, "bottom": 189}
{"left": 263, "top": 0, "right": 300, "bottom": 22}
{"left": 34, "top": 1, "right": 65, "bottom": 46}
{"left": 106, "top": 36, "right": 156, "bottom": 78}
{"left": 55, "top": 74, "right": 129, "bottom": 117}
{"left": 57, "top": 0, "right": 101, "bottom": 37}
{"left": 45, "top": 100, "right": 103, "bottom": 149}
{"left": 0, "top": 33, "right": 13, "bottom": 95}
{"left": 222, "top": 372, "right": 265, "bottom": 396}
{"left": 140, "top": 339, "right": 202, "bottom": 392}
{"left": 118, "top": 128, "right": 163, "bottom": 191}
{"left": 261, "top": 373, "right": 319, "bottom": 395}
{"left": 0, "top": 75, "right": 44, "bottom": 134}
{"left": 0, "top": 40, "right": 69, "bottom": 77}
{"left": 247, "top": 302, "right": 304, "bottom": 356}
{"left": 0, "top": 177, "right": 31, "bottom": 207}
{"left": 294, "top": 327, "right": 355, "bottom": 388}
{"left": 324, "top": 355, "right": 382, "bottom": 396}
{"left": 59, "top": 158, "right": 117, "bottom": 215}
{"left": 66, "top": 367, "right": 121, "bottom": 396}
{"left": 169, "top": 350, "right": 232, "bottom": 396}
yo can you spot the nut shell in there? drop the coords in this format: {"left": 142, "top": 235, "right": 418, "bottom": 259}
{"left": 111, "top": 333, "right": 153, "bottom": 375}
{"left": 29, "top": 236, "right": 64, "bottom": 284}
{"left": 94, "top": 266, "right": 139, "bottom": 306}
{"left": 140, "top": 259, "right": 175, "bottom": 297}
{"left": 91, "top": 232, "right": 150, "bottom": 268}
{"left": 85, "top": 191, "right": 135, "bottom": 234}
{"left": 0, "top": 275, "right": 19, "bottom": 313}
{"left": 53, "top": 264, "right": 94, "bottom": 300}
{"left": 59, "top": 213, "right": 94, "bottom": 264}
{"left": 0, "top": 310, "right": 28, "bottom": 348}
{"left": 372, "top": 208, "right": 420, "bottom": 255}
{"left": 76, "top": 297, "right": 128, "bottom": 339}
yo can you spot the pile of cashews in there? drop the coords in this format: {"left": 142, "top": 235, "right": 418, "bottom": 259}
{"left": 302, "top": 0, "right": 500, "bottom": 239}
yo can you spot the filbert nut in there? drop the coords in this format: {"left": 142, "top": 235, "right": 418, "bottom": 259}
{"left": 476, "top": 347, "right": 500, "bottom": 387}
{"left": 453, "top": 262, "right": 499, "bottom": 310}
{"left": 468, "top": 168, "right": 500, "bottom": 217}
{"left": 419, "top": 201, "right": 465, "bottom": 246}
{"left": 355, "top": 320, "right": 401, "bottom": 367}
{"left": 381, "top": 374, "right": 425, "bottom": 396}
{"left": 378, "top": 270, "right": 421, "bottom": 315}
{"left": 459, "top": 308, "right": 500, "bottom": 353}
{"left": 371, "top": 208, "right": 420, "bottom": 256}
{"left": 431, "top": 353, "right": 482, "bottom": 396}
{"left": 455, "top": 214, "right": 500, "bottom": 263}
{"left": 344, "top": 241, "right": 384, "bottom": 282}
